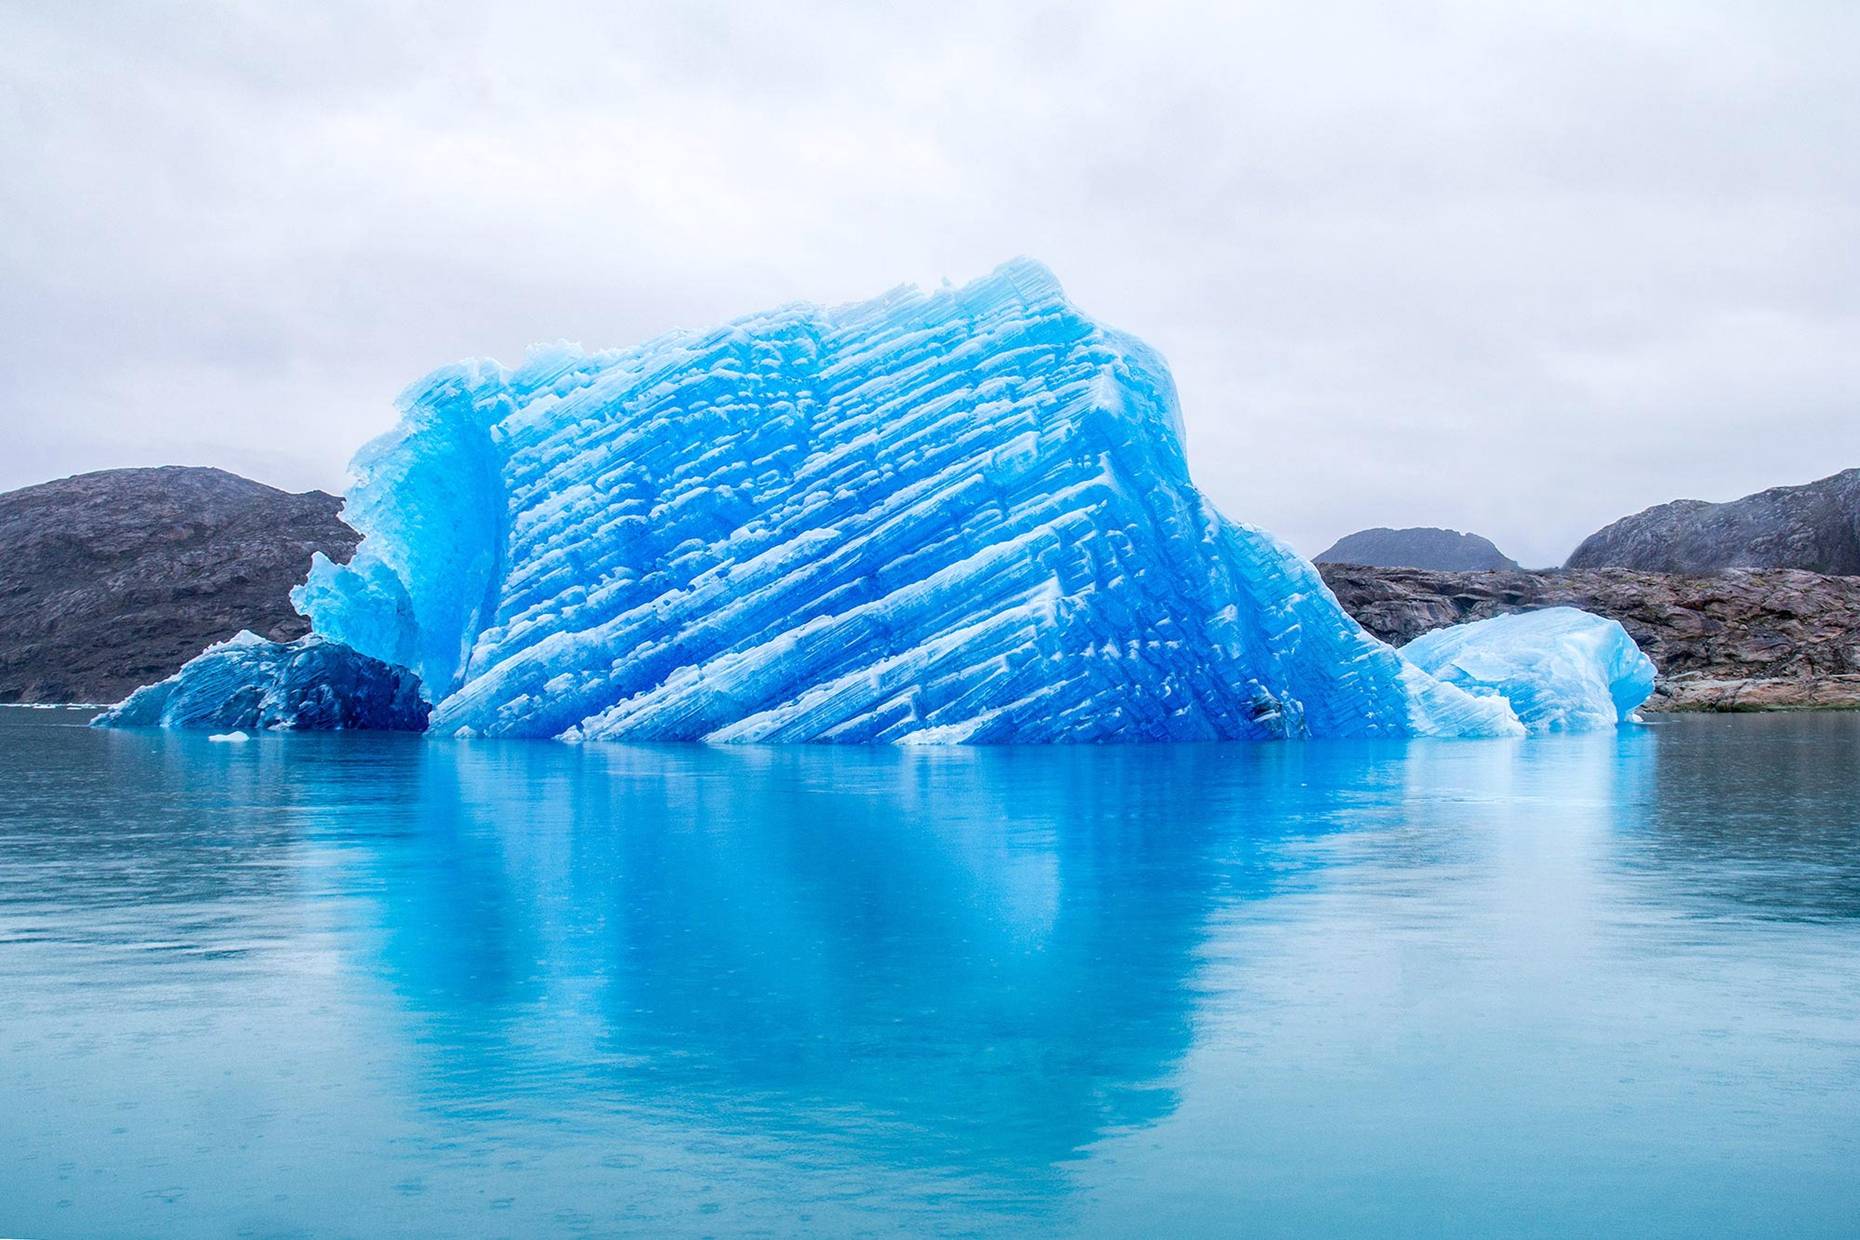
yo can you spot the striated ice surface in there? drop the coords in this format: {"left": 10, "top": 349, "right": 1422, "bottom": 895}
{"left": 94, "top": 633, "right": 430, "bottom": 732}
{"left": 1402, "top": 608, "right": 1656, "bottom": 732}
{"left": 288, "top": 259, "right": 1548, "bottom": 743}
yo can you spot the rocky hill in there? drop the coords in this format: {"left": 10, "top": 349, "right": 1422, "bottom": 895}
{"left": 1321, "top": 563, "right": 1860, "bottom": 711}
{"left": 1566, "top": 468, "right": 1860, "bottom": 574}
{"left": 1315, "top": 526, "right": 1519, "bottom": 571}
{"left": 0, "top": 467, "right": 357, "bottom": 703}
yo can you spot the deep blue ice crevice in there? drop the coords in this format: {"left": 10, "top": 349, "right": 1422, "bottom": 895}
{"left": 292, "top": 360, "right": 509, "bottom": 701}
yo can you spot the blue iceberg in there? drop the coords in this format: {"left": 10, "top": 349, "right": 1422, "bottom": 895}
{"left": 291, "top": 259, "right": 1539, "bottom": 743}
{"left": 116, "top": 259, "right": 1654, "bottom": 743}
{"left": 94, "top": 633, "right": 429, "bottom": 732}
{"left": 1401, "top": 608, "right": 1657, "bottom": 732}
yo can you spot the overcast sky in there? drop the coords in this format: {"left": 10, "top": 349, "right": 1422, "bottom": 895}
{"left": 2, "top": 1, "right": 1855, "bottom": 565}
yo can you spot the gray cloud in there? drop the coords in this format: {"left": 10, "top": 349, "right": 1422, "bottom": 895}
{"left": 3, "top": 0, "right": 1855, "bottom": 565}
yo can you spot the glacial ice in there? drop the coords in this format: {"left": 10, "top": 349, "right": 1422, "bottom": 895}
{"left": 94, "top": 632, "right": 429, "bottom": 732}
{"left": 1401, "top": 608, "right": 1656, "bottom": 731}
{"left": 283, "top": 259, "right": 1546, "bottom": 743}
{"left": 115, "top": 259, "right": 1652, "bottom": 743}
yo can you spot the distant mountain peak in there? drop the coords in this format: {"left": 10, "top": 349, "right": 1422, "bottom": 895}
{"left": 1566, "top": 468, "right": 1860, "bottom": 573}
{"left": 1315, "top": 527, "right": 1520, "bottom": 572}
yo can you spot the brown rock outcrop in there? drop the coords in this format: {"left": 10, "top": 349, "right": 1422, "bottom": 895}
{"left": 1320, "top": 563, "right": 1860, "bottom": 712}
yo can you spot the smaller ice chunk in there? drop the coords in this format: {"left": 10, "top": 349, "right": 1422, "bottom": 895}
{"left": 1400, "top": 607, "right": 1655, "bottom": 732}
{"left": 93, "top": 633, "right": 430, "bottom": 732}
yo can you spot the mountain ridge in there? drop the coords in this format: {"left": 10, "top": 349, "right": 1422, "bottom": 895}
{"left": 1566, "top": 468, "right": 1860, "bottom": 574}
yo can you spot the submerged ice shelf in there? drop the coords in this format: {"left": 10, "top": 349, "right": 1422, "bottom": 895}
{"left": 95, "top": 633, "right": 429, "bottom": 732}
{"left": 103, "top": 260, "right": 1653, "bottom": 742}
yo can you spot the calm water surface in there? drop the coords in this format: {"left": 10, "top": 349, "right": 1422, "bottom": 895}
{"left": 2, "top": 709, "right": 1857, "bottom": 1238}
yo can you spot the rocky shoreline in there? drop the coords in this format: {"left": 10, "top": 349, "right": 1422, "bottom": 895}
{"left": 1320, "top": 563, "right": 1860, "bottom": 712}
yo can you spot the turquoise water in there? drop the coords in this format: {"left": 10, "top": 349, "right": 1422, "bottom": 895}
{"left": 2, "top": 709, "right": 1857, "bottom": 1238}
